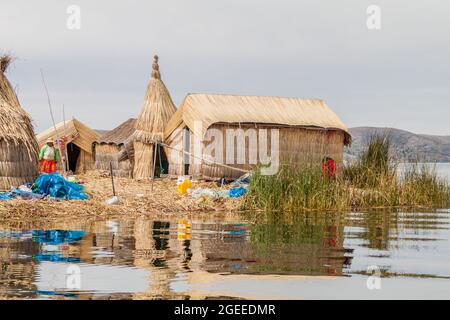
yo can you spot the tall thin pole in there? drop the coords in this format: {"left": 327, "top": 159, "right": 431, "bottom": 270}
{"left": 110, "top": 161, "right": 116, "bottom": 196}
{"left": 41, "top": 69, "right": 63, "bottom": 173}
{"left": 62, "top": 104, "right": 70, "bottom": 173}
{"left": 151, "top": 142, "right": 158, "bottom": 192}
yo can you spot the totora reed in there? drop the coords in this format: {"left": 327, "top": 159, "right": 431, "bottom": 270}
{"left": 243, "top": 135, "right": 450, "bottom": 215}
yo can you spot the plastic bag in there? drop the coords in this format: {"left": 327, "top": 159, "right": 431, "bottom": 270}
{"left": 189, "top": 188, "right": 220, "bottom": 198}
{"left": 229, "top": 187, "right": 247, "bottom": 198}
{"left": 177, "top": 179, "right": 193, "bottom": 195}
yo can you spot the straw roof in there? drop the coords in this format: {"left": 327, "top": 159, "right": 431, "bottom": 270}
{"left": 0, "top": 56, "right": 21, "bottom": 109}
{"left": 165, "top": 93, "right": 351, "bottom": 145}
{"left": 133, "top": 55, "right": 177, "bottom": 143}
{"left": 95, "top": 118, "right": 137, "bottom": 146}
{"left": 37, "top": 118, "right": 100, "bottom": 154}
{"left": 0, "top": 55, "right": 39, "bottom": 159}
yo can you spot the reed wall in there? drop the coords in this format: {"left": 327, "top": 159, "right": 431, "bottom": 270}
{"left": 166, "top": 124, "right": 346, "bottom": 179}
{"left": 0, "top": 141, "right": 38, "bottom": 190}
{"left": 75, "top": 149, "right": 95, "bottom": 174}
{"left": 166, "top": 129, "right": 183, "bottom": 177}
{"left": 95, "top": 144, "right": 133, "bottom": 177}
{"left": 133, "top": 141, "right": 154, "bottom": 180}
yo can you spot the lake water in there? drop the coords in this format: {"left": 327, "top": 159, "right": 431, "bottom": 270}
{"left": 399, "top": 163, "right": 450, "bottom": 182}
{"left": 0, "top": 164, "right": 449, "bottom": 300}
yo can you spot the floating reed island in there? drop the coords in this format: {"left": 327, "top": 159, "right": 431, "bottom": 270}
{"left": 1, "top": 53, "right": 449, "bottom": 219}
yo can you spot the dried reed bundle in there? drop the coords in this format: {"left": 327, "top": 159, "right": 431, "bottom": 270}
{"left": 0, "top": 55, "right": 12, "bottom": 73}
{"left": 0, "top": 55, "right": 23, "bottom": 110}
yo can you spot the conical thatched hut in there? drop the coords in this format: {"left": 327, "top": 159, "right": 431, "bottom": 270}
{"left": 94, "top": 118, "right": 137, "bottom": 177}
{"left": 0, "top": 55, "right": 39, "bottom": 190}
{"left": 133, "top": 55, "right": 177, "bottom": 180}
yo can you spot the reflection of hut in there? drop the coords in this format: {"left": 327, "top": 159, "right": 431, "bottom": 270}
{"left": 0, "top": 231, "right": 39, "bottom": 297}
{"left": 164, "top": 94, "right": 351, "bottom": 179}
{"left": 94, "top": 118, "right": 136, "bottom": 177}
{"left": 133, "top": 55, "right": 177, "bottom": 180}
{"left": 197, "top": 221, "right": 349, "bottom": 276}
{"left": 36, "top": 118, "right": 100, "bottom": 173}
{"left": 132, "top": 218, "right": 180, "bottom": 299}
{"left": 0, "top": 56, "right": 39, "bottom": 190}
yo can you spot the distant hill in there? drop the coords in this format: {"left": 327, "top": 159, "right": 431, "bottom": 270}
{"left": 346, "top": 127, "right": 450, "bottom": 163}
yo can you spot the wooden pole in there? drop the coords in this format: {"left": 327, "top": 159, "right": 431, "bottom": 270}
{"left": 110, "top": 161, "right": 116, "bottom": 196}
{"left": 62, "top": 104, "right": 70, "bottom": 173}
{"left": 40, "top": 69, "right": 64, "bottom": 174}
{"left": 151, "top": 142, "right": 158, "bottom": 192}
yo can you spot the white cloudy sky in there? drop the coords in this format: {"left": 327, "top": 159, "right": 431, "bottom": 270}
{"left": 1, "top": 0, "right": 449, "bottom": 134}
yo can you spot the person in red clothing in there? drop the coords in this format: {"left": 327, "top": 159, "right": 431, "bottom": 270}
{"left": 39, "top": 138, "right": 59, "bottom": 174}
{"left": 322, "top": 156, "right": 337, "bottom": 179}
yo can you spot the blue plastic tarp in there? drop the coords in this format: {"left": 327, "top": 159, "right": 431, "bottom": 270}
{"left": 32, "top": 230, "right": 86, "bottom": 245}
{"left": 33, "top": 173, "right": 89, "bottom": 200}
{"left": 229, "top": 187, "right": 247, "bottom": 198}
{"left": 0, "top": 192, "right": 14, "bottom": 200}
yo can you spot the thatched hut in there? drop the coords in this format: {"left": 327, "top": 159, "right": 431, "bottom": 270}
{"left": 36, "top": 118, "right": 100, "bottom": 173}
{"left": 0, "top": 56, "right": 39, "bottom": 190}
{"left": 133, "top": 55, "right": 177, "bottom": 180}
{"left": 164, "top": 93, "right": 351, "bottom": 179}
{"left": 94, "top": 118, "right": 136, "bottom": 177}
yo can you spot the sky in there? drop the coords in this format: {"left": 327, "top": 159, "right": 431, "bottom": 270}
{"left": 1, "top": 0, "right": 449, "bottom": 135}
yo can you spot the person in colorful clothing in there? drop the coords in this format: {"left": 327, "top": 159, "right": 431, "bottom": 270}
{"left": 322, "top": 156, "right": 337, "bottom": 179}
{"left": 39, "top": 138, "right": 59, "bottom": 173}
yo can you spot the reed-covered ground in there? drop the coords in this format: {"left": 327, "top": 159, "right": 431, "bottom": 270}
{"left": 243, "top": 135, "right": 450, "bottom": 214}
{"left": 0, "top": 171, "right": 242, "bottom": 220}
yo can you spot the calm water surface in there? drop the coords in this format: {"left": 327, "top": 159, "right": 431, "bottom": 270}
{"left": 0, "top": 164, "right": 449, "bottom": 300}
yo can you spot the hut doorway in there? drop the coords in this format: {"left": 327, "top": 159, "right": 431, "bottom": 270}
{"left": 154, "top": 144, "right": 169, "bottom": 177}
{"left": 183, "top": 128, "right": 190, "bottom": 175}
{"left": 66, "top": 143, "right": 80, "bottom": 173}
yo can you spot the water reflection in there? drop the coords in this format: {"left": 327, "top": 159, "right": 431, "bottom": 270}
{"left": 0, "top": 209, "right": 449, "bottom": 299}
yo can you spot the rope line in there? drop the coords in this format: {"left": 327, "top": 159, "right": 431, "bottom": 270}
{"left": 154, "top": 140, "right": 250, "bottom": 174}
